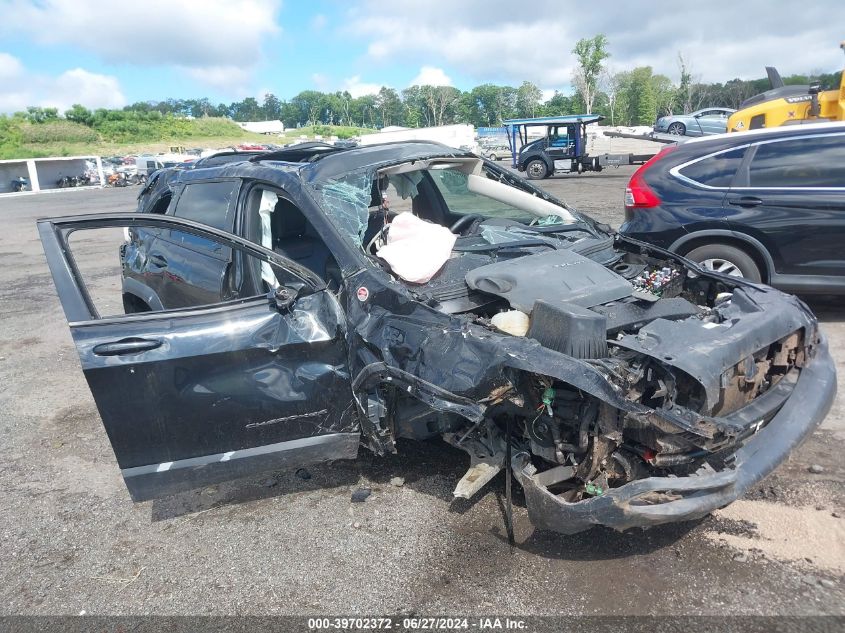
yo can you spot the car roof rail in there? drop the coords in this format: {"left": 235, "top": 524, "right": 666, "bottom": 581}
{"left": 251, "top": 142, "right": 350, "bottom": 164}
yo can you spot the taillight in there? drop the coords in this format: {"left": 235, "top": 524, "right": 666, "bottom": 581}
{"left": 624, "top": 145, "right": 676, "bottom": 210}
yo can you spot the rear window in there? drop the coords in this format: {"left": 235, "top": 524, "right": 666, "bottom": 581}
{"left": 173, "top": 180, "right": 238, "bottom": 230}
{"left": 678, "top": 148, "right": 745, "bottom": 187}
{"left": 169, "top": 180, "right": 239, "bottom": 255}
{"left": 749, "top": 135, "right": 845, "bottom": 188}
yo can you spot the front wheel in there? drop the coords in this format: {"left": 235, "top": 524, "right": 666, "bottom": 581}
{"left": 525, "top": 159, "right": 548, "bottom": 180}
{"left": 667, "top": 122, "right": 686, "bottom": 135}
{"left": 685, "top": 244, "right": 761, "bottom": 282}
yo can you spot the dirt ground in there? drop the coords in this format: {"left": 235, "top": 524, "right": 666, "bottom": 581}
{"left": 0, "top": 172, "right": 842, "bottom": 616}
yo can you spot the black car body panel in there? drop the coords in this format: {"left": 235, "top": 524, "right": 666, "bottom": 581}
{"left": 39, "top": 141, "right": 836, "bottom": 533}
{"left": 620, "top": 123, "right": 845, "bottom": 294}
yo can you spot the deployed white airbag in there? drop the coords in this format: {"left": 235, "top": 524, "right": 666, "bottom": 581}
{"left": 376, "top": 212, "right": 457, "bottom": 284}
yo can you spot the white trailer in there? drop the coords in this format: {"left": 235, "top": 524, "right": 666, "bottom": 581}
{"left": 358, "top": 124, "right": 478, "bottom": 153}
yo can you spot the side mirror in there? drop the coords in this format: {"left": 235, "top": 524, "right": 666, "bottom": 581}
{"left": 693, "top": 113, "right": 702, "bottom": 118}
{"left": 270, "top": 284, "right": 300, "bottom": 312}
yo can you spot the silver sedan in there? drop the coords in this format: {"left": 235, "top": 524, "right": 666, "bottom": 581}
{"left": 654, "top": 107, "right": 736, "bottom": 136}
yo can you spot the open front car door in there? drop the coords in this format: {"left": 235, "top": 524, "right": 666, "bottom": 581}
{"left": 38, "top": 213, "right": 359, "bottom": 501}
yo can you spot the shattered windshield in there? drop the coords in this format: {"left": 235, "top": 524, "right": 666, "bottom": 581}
{"left": 309, "top": 160, "right": 580, "bottom": 254}
{"left": 310, "top": 172, "right": 371, "bottom": 245}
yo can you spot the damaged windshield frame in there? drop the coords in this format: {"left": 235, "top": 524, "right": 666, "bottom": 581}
{"left": 305, "top": 156, "right": 602, "bottom": 257}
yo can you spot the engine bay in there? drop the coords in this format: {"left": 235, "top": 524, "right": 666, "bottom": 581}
{"left": 334, "top": 158, "right": 820, "bottom": 522}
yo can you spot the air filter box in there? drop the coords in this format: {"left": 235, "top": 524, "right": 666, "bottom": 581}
{"left": 527, "top": 300, "right": 608, "bottom": 359}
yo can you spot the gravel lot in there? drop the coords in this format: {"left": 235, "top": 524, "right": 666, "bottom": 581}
{"left": 0, "top": 173, "right": 842, "bottom": 616}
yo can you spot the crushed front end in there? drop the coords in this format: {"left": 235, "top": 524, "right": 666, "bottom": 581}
{"left": 508, "top": 268, "right": 837, "bottom": 533}
{"left": 307, "top": 152, "right": 836, "bottom": 534}
{"left": 346, "top": 235, "right": 836, "bottom": 534}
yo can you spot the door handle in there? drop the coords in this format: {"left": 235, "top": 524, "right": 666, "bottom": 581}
{"left": 148, "top": 253, "right": 168, "bottom": 267}
{"left": 93, "top": 338, "right": 162, "bottom": 356}
{"left": 729, "top": 196, "right": 763, "bottom": 207}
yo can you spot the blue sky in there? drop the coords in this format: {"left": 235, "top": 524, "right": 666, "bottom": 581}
{"left": 1, "top": 0, "right": 843, "bottom": 113}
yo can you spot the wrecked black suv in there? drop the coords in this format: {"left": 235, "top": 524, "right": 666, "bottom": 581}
{"left": 39, "top": 141, "right": 836, "bottom": 534}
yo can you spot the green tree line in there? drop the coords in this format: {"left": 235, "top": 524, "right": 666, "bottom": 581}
{"left": 3, "top": 35, "right": 841, "bottom": 139}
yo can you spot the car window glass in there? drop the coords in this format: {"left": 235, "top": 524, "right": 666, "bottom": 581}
{"left": 148, "top": 193, "right": 171, "bottom": 215}
{"left": 65, "top": 223, "right": 302, "bottom": 319}
{"left": 170, "top": 180, "right": 239, "bottom": 254}
{"left": 382, "top": 177, "right": 414, "bottom": 215}
{"left": 749, "top": 135, "right": 845, "bottom": 188}
{"left": 173, "top": 180, "right": 238, "bottom": 229}
{"left": 678, "top": 148, "right": 745, "bottom": 187}
{"left": 428, "top": 167, "right": 537, "bottom": 222}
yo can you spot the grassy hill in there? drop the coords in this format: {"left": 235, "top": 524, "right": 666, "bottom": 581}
{"left": 0, "top": 116, "right": 375, "bottom": 160}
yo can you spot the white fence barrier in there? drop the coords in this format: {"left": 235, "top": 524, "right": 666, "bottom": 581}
{"left": 0, "top": 156, "right": 104, "bottom": 195}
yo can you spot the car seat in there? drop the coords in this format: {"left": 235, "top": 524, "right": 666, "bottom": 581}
{"left": 272, "top": 198, "right": 332, "bottom": 280}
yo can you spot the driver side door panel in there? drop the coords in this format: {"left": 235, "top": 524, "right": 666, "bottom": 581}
{"left": 39, "top": 214, "right": 360, "bottom": 501}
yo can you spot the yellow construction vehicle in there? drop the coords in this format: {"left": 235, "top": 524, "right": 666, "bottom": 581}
{"left": 727, "top": 41, "right": 845, "bottom": 132}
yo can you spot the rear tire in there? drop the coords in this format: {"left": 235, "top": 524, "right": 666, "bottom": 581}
{"left": 525, "top": 159, "right": 548, "bottom": 180}
{"left": 685, "top": 243, "right": 762, "bottom": 282}
{"left": 667, "top": 122, "right": 686, "bottom": 135}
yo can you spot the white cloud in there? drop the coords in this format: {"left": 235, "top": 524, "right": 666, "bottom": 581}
{"left": 47, "top": 68, "right": 126, "bottom": 111}
{"left": 1, "top": 0, "right": 282, "bottom": 93}
{"left": 0, "top": 54, "right": 126, "bottom": 113}
{"left": 347, "top": 0, "right": 844, "bottom": 88}
{"left": 181, "top": 65, "right": 253, "bottom": 95}
{"left": 342, "top": 75, "right": 382, "bottom": 98}
{"left": 311, "top": 73, "right": 330, "bottom": 90}
{"left": 0, "top": 52, "right": 24, "bottom": 80}
{"left": 409, "top": 66, "right": 452, "bottom": 87}
{"left": 0, "top": 91, "right": 29, "bottom": 114}
{"left": 311, "top": 14, "right": 327, "bottom": 30}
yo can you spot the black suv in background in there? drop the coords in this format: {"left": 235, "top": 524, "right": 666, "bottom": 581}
{"left": 620, "top": 122, "right": 845, "bottom": 295}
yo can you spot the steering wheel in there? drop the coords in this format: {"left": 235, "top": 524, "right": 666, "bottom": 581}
{"left": 450, "top": 214, "right": 485, "bottom": 235}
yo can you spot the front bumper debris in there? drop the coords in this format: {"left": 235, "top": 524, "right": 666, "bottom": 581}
{"left": 513, "top": 334, "right": 837, "bottom": 534}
